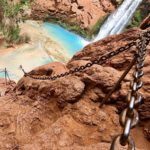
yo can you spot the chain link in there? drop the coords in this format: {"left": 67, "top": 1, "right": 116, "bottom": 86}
{"left": 0, "top": 68, "right": 13, "bottom": 86}
{"left": 19, "top": 29, "right": 150, "bottom": 149}
{"left": 20, "top": 45, "right": 130, "bottom": 79}
{"left": 20, "top": 29, "right": 150, "bottom": 81}
{"left": 110, "top": 31, "right": 149, "bottom": 150}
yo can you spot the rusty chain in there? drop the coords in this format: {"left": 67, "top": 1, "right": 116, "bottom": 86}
{"left": 20, "top": 29, "right": 150, "bottom": 81}
{"left": 110, "top": 32, "right": 149, "bottom": 150}
{"left": 20, "top": 42, "right": 135, "bottom": 80}
{"left": 19, "top": 30, "right": 150, "bottom": 150}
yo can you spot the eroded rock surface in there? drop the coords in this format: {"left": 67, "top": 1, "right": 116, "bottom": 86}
{"left": 68, "top": 27, "right": 150, "bottom": 121}
{"left": 31, "top": 0, "right": 115, "bottom": 30}
{"left": 0, "top": 78, "right": 122, "bottom": 149}
{"left": 0, "top": 27, "right": 149, "bottom": 149}
{"left": 15, "top": 27, "right": 150, "bottom": 146}
{"left": 0, "top": 79, "right": 15, "bottom": 97}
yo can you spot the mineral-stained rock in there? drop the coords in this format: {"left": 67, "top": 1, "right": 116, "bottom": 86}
{"left": 70, "top": 100, "right": 121, "bottom": 142}
{"left": 68, "top": 27, "right": 150, "bottom": 121}
{"left": 19, "top": 108, "right": 121, "bottom": 149}
{"left": 16, "top": 75, "right": 85, "bottom": 105}
{"left": 82, "top": 65, "right": 121, "bottom": 91}
{"left": 16, "top": 58, "right": 122, "bottom": 105}
{"left": 15, "top": 62, "right": 85, "bottom": 105}
{"left": 143, "top": 121, "right": 150, "bottom": 142}
{"left": 0, "top": 134, "right": 19, "bottom": 150}
{"left": 0, "top": 78, "right": 123, "bottom": 149}
{"left": 0, "top": 78, "right": 16, "bottom": 97}
{"left": 22, "top": 142, "right": 143, "bottom": 150}
{"left": 28, "top": 62, "right": 68, "bottom": 76}
{"left": 31, "top": 0, "right": 115, "bottom": 30}
{"left": 1, "top": 27, "right": 150, "bottom": 149}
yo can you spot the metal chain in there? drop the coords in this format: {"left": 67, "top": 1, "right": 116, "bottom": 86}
{"left": 20, "top": 41, "right": 135, "bottom": 80}
{"left": 100, "top": 29, "right": 150, "bottom": 107}
{"left": 20, "top": 29, "right": 150, "bottom": 81}
{"left": 110, "top": 31, "right": 149, "bottom": 150}
{"left": 0, "top": 68, "right": 13, "bottom": 86}
{"left": 19, "top": 29, "right": 150, "bottom": 149}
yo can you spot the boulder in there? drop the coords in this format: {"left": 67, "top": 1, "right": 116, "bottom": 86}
{"left": 11, "top": 27, "right": 150, "bottom": 148}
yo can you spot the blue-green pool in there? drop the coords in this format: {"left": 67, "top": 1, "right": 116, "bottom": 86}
{"left": 0, "top": 22, "right": 90, "bottom": 82}
{"left": 42, "top": 22, "right": 89, "bottom": 56}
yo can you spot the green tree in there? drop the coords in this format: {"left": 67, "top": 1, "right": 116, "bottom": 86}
{"left": 0, "top": 0, "right": 27, "bottom": 44}
{"left": 127, "top": 10, "right": 143, "bottom": 28}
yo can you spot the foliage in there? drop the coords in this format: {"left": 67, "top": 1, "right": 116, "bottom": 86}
{"left": 0, "top": 24, "right": 20, "bottom": 43}
{"left": 0, "top": 0, "right": 23, "bottom": 18}
{"left": 89, "top": 14, "right": 109, "bottom": 38}
{"left": 20, "top": 0, "right": 31, "bottom": 7}
{"left": 47, "top": 14, "right": 108, "bottom": 40}
{"left": 127, "top": 10, "right": 143, "bottom": 28}
{"left": 0, "top": 0, "right": 29, "bottom": 44}
{"left": 127, "top": 1, "right": 149, "bottom": 29}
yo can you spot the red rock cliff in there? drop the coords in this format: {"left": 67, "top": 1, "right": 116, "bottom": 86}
{"left": 12, "top": 27, "right": 150, "bottom": 149}
{"left": 31, "top": 0, "right": 115, "bottom": 30}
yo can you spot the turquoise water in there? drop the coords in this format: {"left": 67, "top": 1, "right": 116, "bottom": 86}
{"left": 0, "top": 0, "right": 140, "bottom": 82}
{"left": 42, "top": 22, "right": 89, "bottom": 56}
{"left": 0, "top": 22, "right": 90, "bottom": 82}
{"left": 0, "top": 43, "right": 52, "bottom": 81}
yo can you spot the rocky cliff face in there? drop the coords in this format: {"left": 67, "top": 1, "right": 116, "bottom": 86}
{"left": 68, "top": 27, "right": 150, "bottom": 121}
{"left": 11, "top": 27, "right": 150, "bottom": 149}
{"left": 0, "top": 79, "right": 123, "bottom": 149}
{"left": 0, "top": 79, "right": 145, "bottom": 150}
{"left": 31, "top": 0, "right": 115, "bottom": 30}
{"left": 16, "top": 27, "right": 150, "bottom": 120}
{"left": 0, "top": 26, "right": 150, "bottom": 149}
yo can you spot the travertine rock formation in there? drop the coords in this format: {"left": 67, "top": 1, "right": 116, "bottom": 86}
{"left": 0, "top": 78, "right": 145, "bottom": 149}
{"left": 31, "top": 0, "right": 115, "bottom": 30}
{"left": 0, "top": 78, "right": 122, "bottom": 149}
{"left": 0, "top": 27, "right": 149, "bottom": 149}
{"left": 14, "top": 27, "right": 150, "bottom": 148}
{"left": 16, "top": 27, "right": 150, "bottom": 121}
{"left": 68, "top": 27, "right": 150, "bottom": 121}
